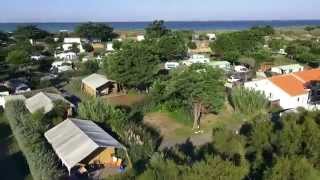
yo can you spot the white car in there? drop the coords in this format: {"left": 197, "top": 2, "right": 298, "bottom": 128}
{"left": 165, "top": 62, "right": 180, "bottom": 70}
{"left": 227, "top": 75, "right": 241, "bottom": 83}
{"left": 234, "top": 65, "right": 249, "bottom": 73}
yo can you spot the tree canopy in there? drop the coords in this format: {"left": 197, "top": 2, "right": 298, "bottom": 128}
{"left": 145, "top": 20, "right": 170, "bottom": 39}
{"left": 75, "top": 22, "right": 117, "bottom": 42}
{"left": 6, "top": 49, "right": 30, "bottom": 65}
{"left": 13, "top": 25, "right": 50, "bottom": 40}
{"left": 0, "top": 31, "right": 9, "bottom": 44}
{"left": 104, "top": 41, "right": 160, "bottom": 90}
{"left": 156, "top": 32, "right": 188, "bottom": 62}
{"left": 151, "top": 64, "right": 225, "bottom": 128}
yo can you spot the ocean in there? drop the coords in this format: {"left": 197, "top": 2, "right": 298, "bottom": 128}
{"left": 1, "top": 20, "right": 320, "bottom": 32}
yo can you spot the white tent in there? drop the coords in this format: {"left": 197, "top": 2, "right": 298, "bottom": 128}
{"left": 82, "top": 73, "right": 112, "bottom": 90}
{"left": 25, "top": 92, "right": 74, "bottom": 114}
{"left": 45, "top": 118, "right": 125, "bottom": 174}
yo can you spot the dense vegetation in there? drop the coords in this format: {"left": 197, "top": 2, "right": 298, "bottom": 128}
{"left": 104, "top": 41, "right": 161, "bottom": 90}
{"left": 5, "top": 100, "right": 66, "bottom": 180}
{"left": 75, "top": 22, "right": 117, "bottom": 42}
{"left": 150, "top": 64, "right": 225, "bottom": 128}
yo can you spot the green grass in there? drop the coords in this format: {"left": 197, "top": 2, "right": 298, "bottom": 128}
{"left": 63, "top": 77, "right": 91, "bottom": 101}
{"left": 165, "top": 109, "right": 193, "bottom": 127}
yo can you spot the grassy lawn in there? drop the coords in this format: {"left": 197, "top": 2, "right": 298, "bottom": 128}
{"left": 104, "top": 94, "right": 146, "bottom": 107}
{"left": 144, "top": 102, "right": 245, "bottom": 148}
{"left": 0, "top": 113, "right": 30, "bottom": 180}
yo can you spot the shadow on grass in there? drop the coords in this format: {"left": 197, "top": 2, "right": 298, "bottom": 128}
{"left": 0, "top": 123, "right": 11, "bottom": 140}
{"left": 0, "top": 152, "right": 30, "bottom": 180}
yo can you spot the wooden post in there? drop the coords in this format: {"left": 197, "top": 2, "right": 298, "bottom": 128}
{"left": 124, "top": 148, "right": 132, "bottom": 169}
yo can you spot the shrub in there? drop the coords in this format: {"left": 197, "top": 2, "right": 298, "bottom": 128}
{"left": 5, "top": 100, "right": 66, "bottom": 180}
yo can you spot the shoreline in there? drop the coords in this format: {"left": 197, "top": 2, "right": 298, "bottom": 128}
{"left": 1, "top": 20, "right": 320, "bottom": 33}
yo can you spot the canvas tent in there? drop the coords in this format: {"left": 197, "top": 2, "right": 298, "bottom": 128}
{"left": 45, "top": 118, "right": 126, "bottom": 174}
{"left": 81, "top": 73, "right": 117, "bottom": 97}
{"left": 25, "top": 92, "right": 74, "bottom": 114}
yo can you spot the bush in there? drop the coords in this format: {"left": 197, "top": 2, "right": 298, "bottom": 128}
{"left": 231, "top": 87, "right": 269, "bottom": 117}
{"left": 5, "top": 100, "right": 66, "bottom": 180}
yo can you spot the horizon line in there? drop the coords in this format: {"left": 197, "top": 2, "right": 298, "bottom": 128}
{"left": 1, "top": 19, "right": 320, "bottom": 24}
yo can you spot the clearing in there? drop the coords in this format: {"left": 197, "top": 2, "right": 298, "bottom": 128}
{"left": 143, "top": 103, "right": 243, "bottom": 149}
{"left": 104, "top": 94, "right": 146, "bottom": 107}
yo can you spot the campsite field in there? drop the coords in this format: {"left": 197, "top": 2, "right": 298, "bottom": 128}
{"left": 143, "top": 101, "right": 244, "bottom": 149}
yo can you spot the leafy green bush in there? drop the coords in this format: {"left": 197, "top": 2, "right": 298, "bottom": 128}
{"left": 5, "top": 100, "right": 66, "bottom": 180}
{"left": 231, "top": 87, "right": 269, "bottom": 117}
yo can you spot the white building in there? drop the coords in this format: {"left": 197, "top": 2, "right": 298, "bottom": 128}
{"left": 0, "top": 86, "right": 10, "bottom": 108}
{"left": 271, "top": 64, "right": 304, "bottom": 75}
{"left": 137, "top": 35, "right": 145, "bottom": 42}
{"left": 207, "top": 33, "right": 216, "bottom": 40}
{"left": 182, "top": 54, "right": 210, "bottom": 66}
{"left": 209, "top": 61, "right": 231, "bottom": 71}
{"left": 51, "top": 60, "right": 73, "bottom": 73}
{"left": 244, "top": 69, "right": 320, "bottom": 110}
{"left": 31, "top": 55, "right": 46, "bottom": 61}
{"left": 63, "top": 38, "right": 85, "bottom": 53}
{"left": 278, "top": 49, "right": 287, "bottom": 55}
{"left": 55, "top": 52, "right": 77, "bottom": 61}
{"left": 106, "top": 42, "right": 114, "bottom": 51}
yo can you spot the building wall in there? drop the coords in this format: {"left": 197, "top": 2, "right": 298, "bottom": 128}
{"left": 80, "top": 147, "right": 115, "bottom": 165}
{"left": 89, "top": 147, "right": 115, "bottom": 165}
{"left": 244, "top": 79, "right": 313, "bottom": 110}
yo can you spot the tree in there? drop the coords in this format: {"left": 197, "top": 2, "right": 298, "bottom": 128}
{"left": 210, "top": 29, "right": 265, "bottom": 58}
{"left": 269, "top": 39, "right": 285, "bottom": 51}
{"left": 264, "top": 156, "right": 319, "bottom": 180}
{"left": 212, "top": 128, "right": 245, "bottom": 161}
{"left": 68, "top": 43, "right": 80, "bottom": 54}
{"left": 151, "top": 64, "right": 225, "bottom": 129}
{"left": 231, "top": 87, "right": 269, "bottom": 117}
{"left": 13, "top": 25, "right": 50, "bottom": 40}
{"left": 82, "top": 43, "right": 94, "bottom": 52}
{"left": 104, "top": 41, "right": 160, "bottom": 90}
{"left": 305, "top": 26, "right": 316, "bottom": 32}
{"left": 274, "top": 114, "right": 303, "bottom": 156}
{"left": 0, "top": 31, "right": 9, "bottom": 44}
{"left": 188, "top": 41, "right": 197, "bottom": 49}
{"left": 145, "top": 20, "right": 170, "bottom": 39}
{"left": 75, "top": 22, "right": 117, "bottom": 42}
{"left": 113, "top": 40, "right": 123, "bottom": 50}
{"left": 6, "top": 49, "right": 30, "bottom": 65}
{"left": 156, "top": 33, "right": 187, "bottom": 62}
{"left": 223, "top": 51, "right": 240, "bottom": 63}
{"left": 183, "top": 156, "right": 249, "bottom": 180}
{"left": 81, "top": 60, "right": 99, "bottom": 75}
{"left": 244, "top": 120, "right": 274, "bottom": 177}
{"left": 250, "top": 25, "right": 275, "bottom": 36}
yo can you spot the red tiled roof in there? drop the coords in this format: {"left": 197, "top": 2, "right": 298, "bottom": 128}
{"left": 269, "top": 68, "right": 320, "bottom": 96}
{"left": 294, "top": 68, "right": 320, "bottom": 82}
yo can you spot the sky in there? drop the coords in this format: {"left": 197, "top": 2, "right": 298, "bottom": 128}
{"left": 1, "top": 0, "right": 320, "bottom": 22}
